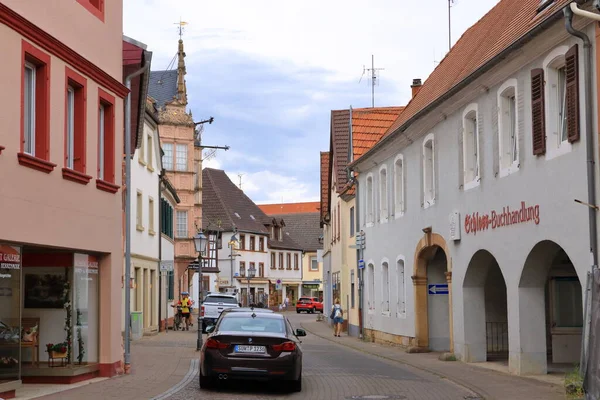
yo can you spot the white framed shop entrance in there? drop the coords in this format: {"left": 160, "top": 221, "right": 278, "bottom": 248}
{"left": 513, "top": 240, "right": 583, "bottom": 375}
{"left": 411, "top": 229, "right": 453, "bottom": 353}
{"left": 462, "top": 250, "right": 508, "bottom": 363}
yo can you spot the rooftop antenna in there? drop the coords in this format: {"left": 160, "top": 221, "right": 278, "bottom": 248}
{"left": 448, "top": 0, "right": 457, "bottom": 52}
{"left": 359, "top": 55, "right": 384, "bottom": 107}
{"left": 238, "top": 173, "right": 244, "bottom": 189}
{"left": 174, "top": 18, "right": 188, "bottom": 40}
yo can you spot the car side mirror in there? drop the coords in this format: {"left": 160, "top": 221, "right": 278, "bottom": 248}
{"left": 205, "top": 325, "right": 215, "bottom": 334}
{"left": 295, "top": 328, "right": 307, "bottom": 337}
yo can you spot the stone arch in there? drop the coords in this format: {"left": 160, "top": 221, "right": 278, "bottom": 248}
{"left": 411, "top": 229, "right": 453, "bottom": 352}
{"left": 512, "top": 240, "right": 583, "bottom": 375}
{"left": 462, "top": 249, "right": 508, "bottom": 362}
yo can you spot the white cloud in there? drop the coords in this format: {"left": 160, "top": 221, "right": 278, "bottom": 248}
{"left": 224, "top": 170, "right": 318, "bottom": 204}
{"left": 125, "top": 0, "right": 502, "bottom": 202}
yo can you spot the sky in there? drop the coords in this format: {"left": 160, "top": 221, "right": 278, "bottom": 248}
{"left": 123, "top": 0, "right": 501, "bottom": 204}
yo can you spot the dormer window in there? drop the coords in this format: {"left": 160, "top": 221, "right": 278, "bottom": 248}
{"left": 278, "top": 227, "right": 283, "bottom": 241}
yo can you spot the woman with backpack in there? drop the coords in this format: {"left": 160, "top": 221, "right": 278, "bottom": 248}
{"left": 330, "top": 298, "right": 343, "bottom": 337}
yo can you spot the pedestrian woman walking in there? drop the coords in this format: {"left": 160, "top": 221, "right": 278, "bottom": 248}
{"left": 331, "top": 298, "right": 343, "bottom": 337}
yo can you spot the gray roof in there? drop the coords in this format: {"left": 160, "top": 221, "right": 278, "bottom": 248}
{"left": 202, "top": 168, "right": 271, "bottom": 234}
{"left": 148, "top": 70, "right": 178, "bottom": 110}
{"left": 270, "top": 213, "right": 322, "bottom": 252}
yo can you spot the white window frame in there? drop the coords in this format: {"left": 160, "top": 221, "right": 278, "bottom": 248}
{"left": 176, "top": 210, "right": 188, "bottom": 238}
{"left": 66, "top": 86, "right": 75, "bottom": 169}
{"left": 396, "top": 255, "right": 406, "bottom": 318}
{"left": 379, "top": 165, "right": 388, "bottom": 223}
{"left": 497, "top": 79, "right": 519, "bottom": 177}
{"left": 381, "top": 259, "right": 390, "bottom": 316}
{"left": 24, "top": 62, "right": 36, "bottom": 156}
{"left": 422, "top": 133, "right": 435, "bottom": 208}
{"left": 367, "top": 262, "right": 375, "bottom": 313}
{"left": 543, "top": 45, "right": 572, "bottom": 160}
{"left": 98, "top": 104, "right": 105, "bottom": 180}
{"left": 366, "top": 173, "right": 375, "bottom": 227}
{"left": 462, "top": 103, "right": 480, "bottom": 190}
{"left": 136, "top": 190, "right": 143, "bottom": 230}
{"left": 310, "top": 256, "right": 318, "bottom": 271}
{"left": 146, "top": 129, "right": 153, "bottom": 167}
{"left": 162, "top": 143, "right": 173, "bottom": 170}
{"left": 148, "top": 197, "right": 155, "bottom": 234}
{"left": 394, "top": 154, "right": 404, "bottom": 218}
{"left": 175, "top": 143, "right": 187, "bottom": 171}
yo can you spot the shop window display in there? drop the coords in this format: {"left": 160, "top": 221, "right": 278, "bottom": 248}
{"left": 0, "top": 244, "right": 22, "bottom": 384}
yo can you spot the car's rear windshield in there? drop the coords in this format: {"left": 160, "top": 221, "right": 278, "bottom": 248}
{"left": 297, "top": 298, "right": 310, "bottom": 303}
{"left": 204, "top": 295, "right": 237, "bottom": 304}
{"left": 219, "top": 316, "right": 285, "bottom": 333}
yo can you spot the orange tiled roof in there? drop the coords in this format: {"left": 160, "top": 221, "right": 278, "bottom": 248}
{"left": 352, "top": 107, "right": 405, "bottom": 161}
{"left": 258, "top": 202, "right": 320, "bottom": 215}
{"left": 380, "top": 0, "right": 572, "bottom": 143}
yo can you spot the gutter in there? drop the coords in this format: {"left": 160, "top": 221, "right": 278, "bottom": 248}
{"left": 564, "top": 0, "right": 599, "bottom": 386}
{"left": 348, "top": 7, "right": 566, "bottom": 171}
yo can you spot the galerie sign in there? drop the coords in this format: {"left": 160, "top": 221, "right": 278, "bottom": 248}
{"left": 0, "top": 244, "right": 21, "bottom": 280}
{"left": 464, "top": 201, "right": 540, "bottom": 235}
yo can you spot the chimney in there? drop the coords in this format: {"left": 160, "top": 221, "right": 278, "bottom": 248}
{"left": 411, "top": 78, "right": 422, "bottom": 98}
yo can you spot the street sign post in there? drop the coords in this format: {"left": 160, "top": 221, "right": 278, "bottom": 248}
{"left": 275, "top": 278, "right": 282, "bottom": 290}
{"left": 428, "top": 284, "right": 449, "bottom": 295}
{"left": 358, "top": 259, "right": 365, "bottom": 269}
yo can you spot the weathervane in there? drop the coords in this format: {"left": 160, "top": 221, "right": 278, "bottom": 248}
{"left": 174, "top": 18, "right": 188, "bottom": 40}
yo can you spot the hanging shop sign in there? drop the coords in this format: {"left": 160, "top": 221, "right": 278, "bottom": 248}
{"left": 464, "top": 201, "right": 540, "bottom": 236}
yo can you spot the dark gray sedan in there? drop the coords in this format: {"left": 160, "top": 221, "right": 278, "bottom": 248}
{"left": 199, "top": 309, "right": 305, "bottom": 392}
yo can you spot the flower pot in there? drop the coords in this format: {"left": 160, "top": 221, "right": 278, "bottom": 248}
{"left": 50, "top": 351, "right": 67, "bottom": 359}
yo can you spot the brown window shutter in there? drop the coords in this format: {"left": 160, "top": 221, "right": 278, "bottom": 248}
{"left": 565, "top": 44, "right": 580, "bottom": 143}
{"left": 531, "top": 68, "right": 546, "bottom": 155}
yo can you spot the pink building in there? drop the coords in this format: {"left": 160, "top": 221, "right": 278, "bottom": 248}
{"left": 0, "top": 0, "right": 127, "bottom": 396}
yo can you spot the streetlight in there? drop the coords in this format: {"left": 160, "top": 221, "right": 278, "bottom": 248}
{"left": 193, "top": 231, "right": 208, "bottom": 351}
{"left": 247, "top": 264, "right": 256, "bottom": 307}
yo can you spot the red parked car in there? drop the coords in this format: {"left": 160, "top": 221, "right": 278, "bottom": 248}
{"left": 295, "top": 297, "right": 323, "bottom": 314}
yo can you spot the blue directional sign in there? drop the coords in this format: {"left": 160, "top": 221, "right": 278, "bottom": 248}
{"left": 358, "top": 259, "right": 365, "bottom": 269}
{"left": 428, "top": 284, "right": 449, "bottom": 295}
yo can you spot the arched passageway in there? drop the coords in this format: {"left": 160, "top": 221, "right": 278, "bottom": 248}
{"left": 462, "top": 250, "right": 508, "bottom": 362}
{"left": 412, "top": 231, "right": 452, "bottom": 352}
{"left": 515, "top": 240, "right": 583, "bottom": 375}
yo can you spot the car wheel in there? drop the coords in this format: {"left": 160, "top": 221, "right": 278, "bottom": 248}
{"left": 291, "top": 372, "right": 302, "bottom": 392}
{"left": 296, "top": 310, "right": 300, "bottom": 313}
{"left": 311, "top": 307, "right": 315, "bottom": 314}
{"left": 199, "top": 370, "right": 216, "bottom": 390}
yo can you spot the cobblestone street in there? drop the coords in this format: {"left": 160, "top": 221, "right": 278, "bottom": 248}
{"left": 168, "top": 313, "right": 477, "bottom": 400}
{"left": 31, "top": 312, "right": 565, "bottom": 400}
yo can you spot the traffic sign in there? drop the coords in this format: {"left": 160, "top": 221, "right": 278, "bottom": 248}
{"left": 358, "top": 259, "right": 365, "bottom": 269}
{"left": 428, "top": 284, "right": 449, "bottom": 295}
{"left": 160, "top": 261, "right": 173, "bottom": 272}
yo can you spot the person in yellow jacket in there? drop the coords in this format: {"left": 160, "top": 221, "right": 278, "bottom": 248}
{"left": 179, "top": 292, "right": 192, "bottom": 330}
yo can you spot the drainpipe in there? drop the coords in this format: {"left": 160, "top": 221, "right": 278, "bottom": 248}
{"left": 564, "top": 2, "right": 598, "bottom": 382}
{"left": 158, "top": 176, "right": 162, "bottom": 331}
{"left": 124, "top": 61, "right": 150, "bottom": 372}
{"left": 354, "top": 176, "right": 364, "bottom": 340}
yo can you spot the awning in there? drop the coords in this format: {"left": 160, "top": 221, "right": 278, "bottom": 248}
{"left": 235, "top": 277, "right": 270, "bottom": 284}
{"left": 281, "top": 281, "right": 301, "bottom": 286}
{"left": 301, "top": 280, "right": 322, "bottom": 285}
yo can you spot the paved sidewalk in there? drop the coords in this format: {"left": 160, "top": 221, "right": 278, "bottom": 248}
{"left": 22, "top": 328, "right": 199, "bottom": 400}
{"left": 301, "top": 320, "right": 566, "bottom": 400}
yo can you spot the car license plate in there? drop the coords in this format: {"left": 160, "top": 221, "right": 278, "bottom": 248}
{"left": 234, "top": 345, "right": 266, "bottom": 353}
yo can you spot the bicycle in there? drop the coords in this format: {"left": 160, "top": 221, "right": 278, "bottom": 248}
{"left": 171, "top": 305, "right": 183, "bottom": 331}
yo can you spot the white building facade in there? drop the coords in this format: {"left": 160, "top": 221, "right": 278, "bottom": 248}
{"left": 350, "top": 2, "right": 597, "bottom": 376}
{"left": 125, "top": 103, "right": 163, "bottom": 335}
{"left": 159, "top": 174, "right": 179, "bottom": 329}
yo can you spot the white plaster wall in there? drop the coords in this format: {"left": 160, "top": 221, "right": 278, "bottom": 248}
{"left": 131, "top": 121, "right": 160, "bottom": 260}
{"left": 354, "top": 21, "right": 594, "bottom": 363}
{"left": 265, "top": 250, "right": 303, "bottom": 281}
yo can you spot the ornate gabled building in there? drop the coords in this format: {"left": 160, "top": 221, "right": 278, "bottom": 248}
{"left": 147, "top": 37, "right": 202, "bottom": 303}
